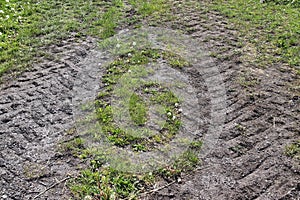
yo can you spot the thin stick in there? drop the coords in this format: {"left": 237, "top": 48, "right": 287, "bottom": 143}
{"left": 33, "top": 176, "right": 71, "bottom": 199}
{"left": 140, "top": 180, "right": 176, "bottom": 196}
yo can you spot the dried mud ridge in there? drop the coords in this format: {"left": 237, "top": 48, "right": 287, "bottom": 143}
{"left": 0, "top": 1, "right": 300, "bottom": 200}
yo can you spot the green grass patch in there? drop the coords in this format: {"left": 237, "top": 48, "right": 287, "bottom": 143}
{"left": 264, "top": 0, "right": 300, "bottom": 7}
{"left": 90, "top": 1, "right": 124, "bottom": 39}
{"left": 129, "top": 93, "right": 148, "bottom": 126}
{"left": 59, "top": 137, "right": 85, "bottom": 157}
{"left": 162, "top": 51, "right": 191, "bottom": 68}
{"left": 69, "top": 142, "right": 202, "bottom": 199}
{"left": 69, "top": 166, "right": 144, "bottom": 199}
{"left": 210, "top": 0, "right": 300, "bottom": 67}
{"left": 0, "top": 0, "right": 124, "bottom": 79}
{"left": 128, "top": 0, "right": 171, "bottom": 20}
{"left": 285, "top": 140, "right": 300, "bottom": 160}
{"left": 95, "top": 49, "right": 188, "bottom": 151}
{"left": 0, "top": 0, "right": 176, "bottom": 80}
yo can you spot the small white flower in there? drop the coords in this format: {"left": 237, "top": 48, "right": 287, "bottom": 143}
{"left": 11, "top": 8, "right": 14, "bottom": 11}
{"left": 178, "top": 108, "right": 183, "bottom": 113}
{"left": 175, "top": 103, "right": 179, "bottom": 107}
{"left": 6, "top": 0, "right": 9, "bottom": 3}
{"left": 128, "top": 69, "right": 132, "bottom": 73}
{"left": 116, "top": 44, "right": 120, "bottom": 48}
{"left": 0, "top": 10, "right": 4, "bottom": 14}
{"left": 84, "top": 196, "right": 92, "bottom": 200}
{"left": 6, "top": 15, "right": 9, "bottom": 19}
{"left": 167, "top": 112, "right": 172, "bottom": 116}
{"left": 128, "top": 53, "right": 132, "bottom": 57}
{"left": 172, "top": 115, "right": 176, "bottom": 120}
{"left": 132, "top": 42, "right": 136, "bottom": 46}
{"left": 0, "top": 32, "right": 2, "bottom": 36}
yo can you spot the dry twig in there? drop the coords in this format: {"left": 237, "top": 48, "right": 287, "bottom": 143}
{"left": 33, "top": 176, "right": 72, "bottom": 199}
{"left": 139, "top": 180, "right": 176, "bottom": 197}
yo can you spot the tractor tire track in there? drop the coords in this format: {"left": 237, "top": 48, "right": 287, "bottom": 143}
{"left": 0, "top": 37, "right": 96, "bottom": 200}
{"left": 143, "top": 1, "right": 300, "bottom": 199}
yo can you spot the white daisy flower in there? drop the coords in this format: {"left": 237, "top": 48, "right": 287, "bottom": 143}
{"left": 6, "top": 0, "right": 9, "bottom": 3}
{"left": 0, "top": 10, "right": 4, "bottom": 14}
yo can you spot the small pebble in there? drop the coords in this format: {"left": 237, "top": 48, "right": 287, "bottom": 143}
{"left": 177, "top": 177, "right": 182, "bottom": 183}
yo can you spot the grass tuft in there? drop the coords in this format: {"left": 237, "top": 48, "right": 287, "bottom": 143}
{"left": 129, "top": 93, "right": 148, "bottom": 126}
{"left": 210, "top": 0, "right": 300, "bottom": 67}
{"left": 285, "top": 140, "right": 300, "bottom": 160}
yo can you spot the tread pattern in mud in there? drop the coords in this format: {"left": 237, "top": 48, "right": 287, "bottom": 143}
{"left": 0, "top": 37, "right": 95, "bottom": 199}
{"left": 0, "top": 1, "right": 299, "bottom": 199}
{"left": 144, "top": 1, "right": 300, "bottom": 200}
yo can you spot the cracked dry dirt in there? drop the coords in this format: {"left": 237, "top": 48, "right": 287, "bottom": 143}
{"left": 1, "top": 1, "right": 300, "bottom": 200}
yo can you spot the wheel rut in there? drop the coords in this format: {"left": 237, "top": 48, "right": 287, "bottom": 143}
{"left": 0, "top": 37, "right": 96, "bottom": 199}
{"left": 143, "top": 1, "right": 300, "bottom": 200}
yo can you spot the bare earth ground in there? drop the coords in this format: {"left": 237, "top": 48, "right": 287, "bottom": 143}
{"left": 0, "top": 1, "right": 299, "bottom": 200}
{"left": 0, "top": 37, "right": 97, "bottom": 199}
